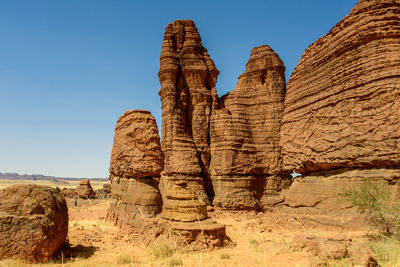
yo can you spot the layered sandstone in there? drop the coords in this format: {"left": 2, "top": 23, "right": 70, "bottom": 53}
{"left": 158, "top": 20, "right": 219, "bottom": 203}
{"left": 280, "top": 0, "right": 400, "bottom": 174}
{"left": 108, "top": 110, "right": 164, "bottom": 228}
{"left": 161, "top": 182, "right": 228, "bottom": 248}
{"left": 0, "top": 185, "right": 68, "bottom": 262}
{"left": 280, "top": 0, "right": 400, "bottom": 220}
{"left": 210, "top": 46, "right": 291, "bottom": 209}
{"left": 158, "top": 20, "right": 228, "bottom": 247}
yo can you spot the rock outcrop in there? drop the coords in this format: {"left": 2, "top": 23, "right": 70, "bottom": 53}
{"left": 281, "top": 0, "right": 400, "bottom": 174}
{"left": 158, "top": 20, "right": 290, "bottom": 210}
{"left": 0, "top": 185, "right": 68, "bottom": 262}
{"left": 158, "top": 20, "right": 218, "bottom": 203}
{"left": 74, "top": 179, "right": 95, "bottom": 199}
{"left": 210, "top": 45, "right": 291, "bottom": 209}
{"left": 157, "top": 20, "right": 228, "bottom": 247}
{"left": 108, "top": 110, "right": 164, "bottom": 229}
{"left": 280, "top": 0, "right": 400, "bottom": 214}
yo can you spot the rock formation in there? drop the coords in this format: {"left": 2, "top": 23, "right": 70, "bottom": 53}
{"left": 158, "top": 20, "right": 218, "bottom": 204}
{"left": 74, "top": 178, "right": 95, "bottom": 199}
{"left": 161, "top": 182, "right": 227, "bottom": 248}
{"left": 61, "top": 187, "right": 75, "bottom": 198}
{"left": 0, "top": 184, "right": 68, "bottom": 262}
{"left": 280, "top": 0, "right": 400, "bottom": 210}
{"left": 157, "top": 20, "right": 228, "bottom": 247}
{"left": 108, "top": 110, "right": 164, "bottom": 228}
{"left": 281, "top": 0, "right": 400, "bottom": 174}
{"left": 158, "top": 20, "right": 290, "bottom": 211}
{"left": 210, "top": 45, "right": 291, "bottom": 209}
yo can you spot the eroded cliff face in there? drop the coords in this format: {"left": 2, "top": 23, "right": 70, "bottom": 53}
{"left": 210, "top": 46, "right": 291, "bottom": 209}
{"left": 280, "top": 0, "right": 400, "bottom": 212}
{"left": 108, "top": 110, "right": 164, "bottom": 229}
{"left": 158, "top": 20, "right": 218, "bottom": 203}
{"left": 281, "top": 0, "right": 400, "bottom": 174}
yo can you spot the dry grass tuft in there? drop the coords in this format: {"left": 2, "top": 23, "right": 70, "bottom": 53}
{"left": 166, "top": 257, "right": 183, "bottom": 267}
{"left": 147, "top": 239, "right": 176, "bottom": 259}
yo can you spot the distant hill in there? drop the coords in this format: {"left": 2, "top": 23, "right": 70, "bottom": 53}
{"left": 0, "top": 172, "right": 107, "bottom": 181}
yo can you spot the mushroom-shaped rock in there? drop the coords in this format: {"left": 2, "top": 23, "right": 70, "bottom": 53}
{"left": 0, "top": 184, "right": 68, "bottom": 262}
{"left": 74, "top": 178, "right": 95, "bottom": 199}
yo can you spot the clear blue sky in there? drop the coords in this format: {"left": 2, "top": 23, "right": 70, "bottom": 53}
{"left": 0, "top": 0, "right": 359, "bottom": 178}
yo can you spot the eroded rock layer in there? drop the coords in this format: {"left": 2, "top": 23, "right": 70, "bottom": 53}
{"left": 210, "top": 46, "right": 291, "bottom": 209}
{"left": 284, "top": 169, "right": 400, "bottom": 210}
{"left": 161, "top": 182, "right": 228, "bottom": 248}
{"left": 108, "top": 110, "right": 164, "bottom": 228}
{"left": 281, "top": 0, "right": 400, "bottom": 174}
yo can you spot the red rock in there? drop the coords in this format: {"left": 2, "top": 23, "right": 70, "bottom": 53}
{"left": 210, "top": 45, "right": 291, "bottom": 209}
{"left": 74, "top": 178, "right": 95, "bottom": 199}
{"left": 108, "top": 110, "right": 164, "bottom": 229}
{"left": 158, "top": 20, "right": 218, "bottom": 203}
{"left": 280, "top": 0, "right": 400, "bottom": 174}
{"left": 0, "top": 185, "right": 68, "bottom": 262}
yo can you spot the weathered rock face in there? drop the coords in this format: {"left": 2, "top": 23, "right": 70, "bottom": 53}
{"left": 75, "top": 178, "right": 95, "bottom": 199}
{"left": 0, "top": 185, "right": 68, "bottom": 262}
{"left": 108, "top": 110, "right": 164, "bottom": 229}
{"left": 158, "top": 20, "right": 218, "bottom": 202}
{"left": 210, "top": 46, "right": 291, "bottom": 209}
{"left": 284, "top": 168, "right": 400, "bottom": 210}
{"left": 61, "top": 187, "right": 75, "bottom": 198}
{"left": 281, "top": 0, "right": 400, "bottom": 174}
{"left": 161, "top": 182, "right": 228, "bottom": 249}
{"left": 109, "top": 110, "right": 164, "bottom": 179}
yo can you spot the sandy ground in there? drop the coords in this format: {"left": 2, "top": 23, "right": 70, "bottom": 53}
{"left": 0, "top": 198, "right": 364, "bottom": 267}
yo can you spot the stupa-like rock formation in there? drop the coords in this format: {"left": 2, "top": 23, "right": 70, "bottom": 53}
{"left": 210, "top": 45, "right": 291, "bottom": 209}
{"left": 161, "top": 182, "right": 227, "bottom": 248}
{"left": 157, "top": 20, "right": 228, "bottom": 247}
{"left": 108, "top": 110, "right": 164, "bottom": 228}
{"left": 280, "top": 0, "right": 400, "bottom": 210}
{"left": 0, "top": 185, "right": 68, "bottom": 262}
{"left": 158, "top": 20, "right": 218, "bottom": 204}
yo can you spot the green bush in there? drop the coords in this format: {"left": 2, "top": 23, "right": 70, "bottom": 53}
{"left": 340, "top": 179, "right": 400, "bottom": 237}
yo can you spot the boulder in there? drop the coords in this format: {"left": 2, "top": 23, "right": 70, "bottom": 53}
{"left": 74, "top": 178, "right": 95, "bottom": 199}
{"left": 61, "top": 187, "right": 75, "bottom": 198}
{"left": 280, "top": 0, "right": 400, "bottom": 174}
{"left": 0, "top": 184, "right": 68, "bottom": 262}
{"left": 108, "top": 110, "right": 164, "bottom": 229}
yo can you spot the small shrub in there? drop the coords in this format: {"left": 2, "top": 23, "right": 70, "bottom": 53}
{"left": 370, "top": 237, "right": 400, "bottom": 265}
{"left": 167, "top": 257, "right": 183, "bottom": 267}
{"left": 340, "top": 179, "right": 400, "bottom": 238}
{"left": 220, "top": 253, "right": 230, "bottom": 259}
{"left": 249, "top": 238, "right": 260, "bottom": 248}
{"left": 116, "top": 252, "right": 136, "bottom": 264}
{"left": 147, "top": 240, "right": 175, "bottom": 259}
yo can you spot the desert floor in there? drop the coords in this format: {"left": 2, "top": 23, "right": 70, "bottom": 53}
{"left": 1, "top": 181, "right": 399, "bottom": 267}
